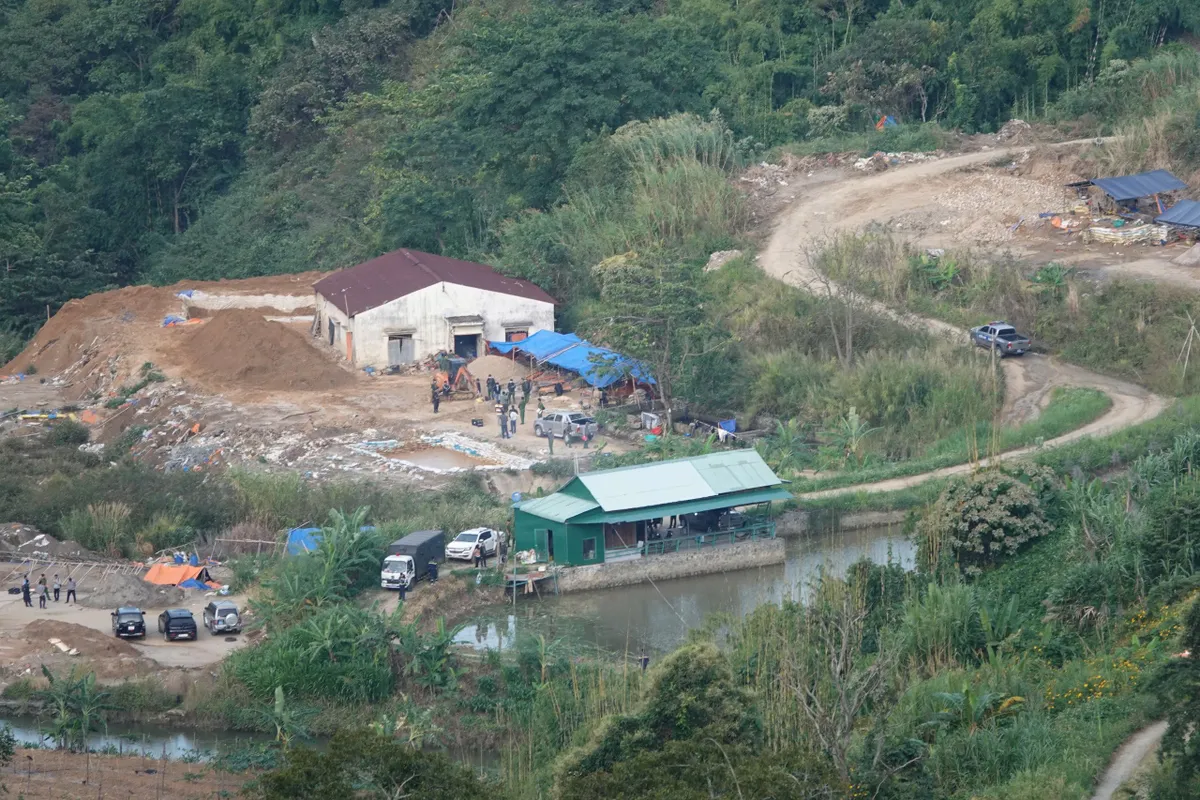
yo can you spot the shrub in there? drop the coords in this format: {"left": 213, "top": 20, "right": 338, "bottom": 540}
{"left": 919, "top": 463, "right": 1057, "bottom": 577}
{"left": 45, "top": 420, "right": 89, "bottom": 447}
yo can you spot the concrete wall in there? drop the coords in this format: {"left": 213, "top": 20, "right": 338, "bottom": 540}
{"left": 314, "top": 294, "right": 355, "bottom": 360}
{"left": 317, "top": 283, "right": 554, "bottom": 368}
{"left": 556, "top": 538, "right": 785, "bottom": 592}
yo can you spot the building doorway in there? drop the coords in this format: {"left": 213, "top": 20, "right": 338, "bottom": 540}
{"left": 387, "top": 334, "right": 414, "bottom": 367}
{"left": 327, "top": 319, "right": 335, "bottom": 345}
{"left": 453, "top": 334, "right": 480, "bottom": 359}
{"left": 534, "top": 528, "right": 555, "bottom": 562}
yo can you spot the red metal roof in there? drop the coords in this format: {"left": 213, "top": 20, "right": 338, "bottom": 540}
{"left": 312, "top": 249, "right": 556, "bottom": 317}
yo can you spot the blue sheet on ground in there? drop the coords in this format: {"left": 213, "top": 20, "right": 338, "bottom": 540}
{"left": 178, "top": 579, "right": 209, "bottom": 590}
{"left": 286, "top": 527, "right": 322, "bottom": 555}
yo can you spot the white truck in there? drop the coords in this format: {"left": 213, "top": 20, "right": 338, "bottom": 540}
{"left": 380, "top": 529, "right": 445, "bottom": 590}
{"left": 380, "top": 553, "right": 416, "bottom": 590}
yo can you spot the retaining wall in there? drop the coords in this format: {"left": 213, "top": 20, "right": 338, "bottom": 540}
{"left": 556, "top": 538, "right": 785, "bottom": 593}
{"left": 776, "top": 509, "right": 907, "bottom": 535}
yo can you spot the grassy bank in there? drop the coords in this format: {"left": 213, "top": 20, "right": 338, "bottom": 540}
{"left": 787, "top": 387, "right": 1110, "bottom": 495}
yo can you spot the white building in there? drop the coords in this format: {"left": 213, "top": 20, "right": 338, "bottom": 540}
{"left": 313, "top": 249, "right": 556, "bottom": 368}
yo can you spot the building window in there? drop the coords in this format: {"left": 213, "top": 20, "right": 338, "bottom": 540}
{"left": 505, "top": 328, "right": 529, "bottom": 342}
{"left": 582, "top": 537, "right": 596, "bottom": 560}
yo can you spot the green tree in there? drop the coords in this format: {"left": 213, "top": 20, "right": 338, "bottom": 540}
{"left": 36, "top": 666, "right": 115, "bottom": 752}
{"left": 1149, "top": 598, "right": 1200, "bottom": 795}
{"left": 252, "top": 729, "right": 487, "bottom": 800}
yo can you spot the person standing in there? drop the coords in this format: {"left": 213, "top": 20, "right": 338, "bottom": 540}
{"left": 536, "top": 399, "right": 545, "bottom": 420}
{"left": 599, "top": 389, "right": 608, "bottom": 408}
{"left": 508, "top": 406, "right": 519, "bottom": 437}
{"left": 52, "top": 574, "right": 60, "bottom": 602}
{"left": 486, "top": 375, "right": 496, "bottom": 400}
{"left": 472, "top": 544, "right": 482, "bottom": 568}
{"left": 37, "top": 574, "right": 47, "bottom": 599}
{"left": 480, "top": 542, "right": 489, "bottom": 569}
{"left": 475, "top": 377, "right": 483, "bottom": 397}
{"left": 21, "top": 576, "right": 31, "bottom": 608}
{"left": 66, "top": 576, "right": 76, "bottom": 604}
{"left": 38, "top": 583, "right": 47, "bottom": 609}
{"left": 432, "top": 388, "right": 440, "bottom": 414}
{"left": 522, "top": 377, "right": 532, "bottom": 399}
{"left": 398, "top": 575, "right": 408, "bottom": 602}
{"left": 507, "top": 378, "right": 516, "bottom": 401}
{"left": 519, "top": 394, "right": 528, "bottom": 425}
{"left": 499, "top": 536, "right": 508, "bottom": 566}
{"left": 497, "top": 403, "right": 508, "bottom": 438}
{"left": 427, "top": 559, "right": 439, "bottom": 584}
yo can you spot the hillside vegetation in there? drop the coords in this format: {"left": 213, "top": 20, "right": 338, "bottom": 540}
{"left": 1, "top": 0, "right": 1197, "bottom": 347}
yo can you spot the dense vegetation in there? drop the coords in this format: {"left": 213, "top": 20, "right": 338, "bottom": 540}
{"left": 1, "top": 0, "right": 1196, "bottom": 346}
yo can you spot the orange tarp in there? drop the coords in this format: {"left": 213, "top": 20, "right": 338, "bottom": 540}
{"left": 143, "top": 564, "right": 208, "bottom": 585}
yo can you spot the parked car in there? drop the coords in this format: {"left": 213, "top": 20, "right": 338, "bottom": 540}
{"left": 202, "top": 600, "right": 242, "bottom": 635}
{"left": 970, "top": 322, "right": 1031, "bottom": 356}
{"left": 157, "top": 608, "right": 197, "bottom": 641}
{"left": 534, "top": 411, "right": 598, "bottom": 440}
{"left": 445, "top": 528, "right": 501, "bottom": 561}
{"left": 111, "top": 607, "right": 146, "bottom": 639}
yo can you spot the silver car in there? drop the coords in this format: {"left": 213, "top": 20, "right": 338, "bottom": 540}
{"left": 534, "top": 411, "right": 598, "bottom": 439}
{"left": 202, "top": 600, "right": 242, "bottom": 635}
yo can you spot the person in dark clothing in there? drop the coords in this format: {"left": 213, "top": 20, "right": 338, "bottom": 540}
{"left": 486, "top": 375, "right": 496, "bottom": 400}
{"left": 498, "top": 406, "right": 508, "bottom": 438}
{"left": 427, "top": 560, "right": 439, "bottom": 583}
{"left": 522, "top": 378, "right": 532, "bottom": 398}
{"left": 398, "top": 576, "right": 408, "bottom": 602}
{"left": 21, "top": 577, "right": 31, "bottom": 608}
{"left": 431, "top": 377, "right": 440, "bottom": 396}
{"left": 65, "top": 577, "right": 76, "bottom": 604}
{"left": 499, "top": 537, "right": 508, "bottom": 566}
{"left": 507, "top": 379, "right": 516, "bottom": 400}
{"left": 432, "top": 389, "right": 440, "bottom": 413}
{"left": 475, "top": 378, "right": 483, "bottom": 396}
{"left": 599, "top": 389, "right": 608, "bottom": 408}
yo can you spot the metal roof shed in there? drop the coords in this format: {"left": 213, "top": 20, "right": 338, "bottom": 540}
{"left": 1156, "top": 200, "right": 1200, "bottom": 229}
{"left": 513, "top": 450, "right": 790, "bottom": 566}
{"left": 1089, "top": 170, "right": 1187, "bottom": 202}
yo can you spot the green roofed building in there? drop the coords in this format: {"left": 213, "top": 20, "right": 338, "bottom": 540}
{"left": 514, "top": 450, "right": 791, "bottom": 566}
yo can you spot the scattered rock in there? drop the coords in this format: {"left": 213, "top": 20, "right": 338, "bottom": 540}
{"left": 705, "top": 250, "right": 743, "bottom": 272}
{"left": 997, "top": 119, "right": 1033, "bottom": 143}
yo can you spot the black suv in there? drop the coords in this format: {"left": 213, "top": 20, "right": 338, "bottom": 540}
{"left": 111, "top": 607, "right": 146, "bottom": 639}
{"left": 157, "top": 609, "right": 197, "bottom": 641}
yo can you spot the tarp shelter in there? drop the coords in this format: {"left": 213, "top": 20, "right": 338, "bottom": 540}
{"left": 1089, "top": 170, "right": 1187, "bottom": 202}
{"left": 489, "top": 330, "right": 655, "bottom": 388}
{"left": 1156, "top": 200, "right": 1200, "bottom": 229}
{"left": 144, "top": 564, "right": 214, "bottom": 586}
{"left": 287, "top": 527, "right": 322, "bottom": 555}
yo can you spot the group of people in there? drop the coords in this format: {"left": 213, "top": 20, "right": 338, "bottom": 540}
{"left": 485, "top": 374, "right": 542, "bottom": 440}
{"left": 21, "top": 573, "right": 77, "bottom": 608}
{"left": 471, "top": 536, "right": 508, "bottom": 569}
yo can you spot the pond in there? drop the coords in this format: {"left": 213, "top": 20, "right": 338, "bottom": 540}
{"left": 455, "top": 523, "right": 914, "bottom": 657}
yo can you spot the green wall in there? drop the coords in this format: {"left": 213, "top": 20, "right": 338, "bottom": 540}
{"left": 514, "top": 509, "right": 604, "bottom": 566}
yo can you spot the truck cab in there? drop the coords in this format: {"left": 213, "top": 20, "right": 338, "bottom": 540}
{"left": 381, "top": 554, "right": 415, "bottom": 590}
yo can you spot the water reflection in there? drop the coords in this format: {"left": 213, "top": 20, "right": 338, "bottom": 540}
{"left": 455, "top": 525, "right": 914, "bottom": 656}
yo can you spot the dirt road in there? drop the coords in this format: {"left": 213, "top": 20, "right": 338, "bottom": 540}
{"left": 1090, "top": 720, "right": 1168, "bottom": 800}
{"left": 757, "top": 144, "right": 1169, "bottom": 501}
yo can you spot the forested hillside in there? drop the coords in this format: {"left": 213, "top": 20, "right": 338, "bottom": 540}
{"left": 1, "top": 0, "right": 1197, "bottom": 345}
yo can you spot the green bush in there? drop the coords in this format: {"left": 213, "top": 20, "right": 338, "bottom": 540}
{"left": 919, "top": 463, "right": 1058, "bottom": 577}
{"left": 45, "top": 420, "right": 89, "bottom": 447}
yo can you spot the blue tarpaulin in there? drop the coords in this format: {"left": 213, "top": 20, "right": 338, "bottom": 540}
{"left": 489, "top": 330, "right": 582, "bottom": 360}
{"left": 287, "top": 527, "right": 322, "bottom": 555}
{"left": 718, "top": 419, "right": 737, "bottom": 433}
{"left": 1157, "top": 199, "right": 1200, "bottom": 229}
{"left": 488, "top": 331, "right": 654, "bottom": 388}
{"left": 178, "top": 579, "right": 210, "bottom": 590}
{"left": 1090, "top": 170, "right": 1187, "bottom": 202}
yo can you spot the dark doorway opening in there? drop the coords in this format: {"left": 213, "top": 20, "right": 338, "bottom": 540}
{"left": 453, "top": 334, "right": 479, "bottom": 359}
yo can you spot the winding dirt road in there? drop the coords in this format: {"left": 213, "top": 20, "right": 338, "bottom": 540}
{"left": 1090, "top": 720, "right": 1168, "bottom": 800}
{"left": 756, "top": 144, "right": 1169, "bottom": 501}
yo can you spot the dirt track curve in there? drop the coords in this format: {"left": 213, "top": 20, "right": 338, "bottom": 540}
{"left": 757, "top": 143, "right": 1169, "bottom": 502}
{"left": 1089, "top": 720, "right": 1168, "bottom": 800}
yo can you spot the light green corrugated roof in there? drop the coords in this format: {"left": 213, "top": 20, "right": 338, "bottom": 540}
{"left": 517, "top": 493, "right": 599, "bottom": 523}
{"left": 690, "top": 450, "right": 782, "bottom": 494}
{"left": 578, "top": 461, "right": 715, "bottom": 512}
{"left": 570, "top": 486, "right": 793, "bottom": 525}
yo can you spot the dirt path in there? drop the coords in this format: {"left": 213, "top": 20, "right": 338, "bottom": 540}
{"left": 758, "top": 143, "right": 1169, "bottom": 502}
{"left": 1090, "top": 720, "right": 1168, "bottom": 800}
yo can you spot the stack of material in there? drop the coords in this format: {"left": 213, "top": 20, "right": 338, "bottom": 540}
{"left": 1173, "top": 243, "right": 1200, "bottom": 267}
{"left": 1086, "top": 220, "right": 1169, "bottom": 246}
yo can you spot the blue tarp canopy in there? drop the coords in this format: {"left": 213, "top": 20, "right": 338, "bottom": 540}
{"left": 488, "top": 330, "right": 655, "bottom": 388}
{"left": 1090, "top": 170, "right": 1187, "bottom": 202}
{"left": 1156, "top": 199, "right": 1200, "bottom": 229}
{"left": 178, "top": 579, "right": 210, "bottom": 590}
{"left": 286, "top": 527, "right": 322, "bottom": 555}
{"left": 489, "top": 330, "right": 582, "bottom": 360}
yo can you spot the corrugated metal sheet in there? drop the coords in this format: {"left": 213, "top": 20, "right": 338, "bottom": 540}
{"left": 1157, "top": 199, "right": 1200, "bottom": 229}
{"left": 517, "top": 493, "right": 599, "bottom": 523}
{"left": 690, "top": 450, "right": 782, "bottom": 494}
{"left": 313, "top": 249, "right": 556, "bottom": 318}
{"left": 570, "top": 487, "right": 793, "bottom": 524}
{"left": 579, "top": 461, "right": 715, "bottom": 512}
{"left": 1090, "top": 170, "right": 1187, "bottom": 202}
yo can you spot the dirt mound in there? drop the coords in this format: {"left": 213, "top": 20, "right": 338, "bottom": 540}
{"left": 24, "top": 619, "right": 143, "bottom": 659}
{"left": 0, "top": 524, "right": 99, "bottom": 562}
{"left": 469, "top": 354, "right": 529, "bottom": 382}
{"left": 75, "top": 573, "right": 185, "bottom": 610}
{"left": 178, "top": 309, "right": 354, "bottom": 392}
